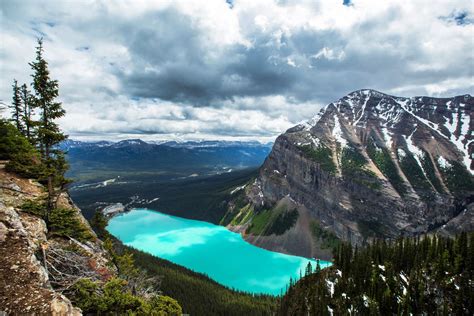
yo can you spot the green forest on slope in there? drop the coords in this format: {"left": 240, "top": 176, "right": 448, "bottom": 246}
{"left": 280, "top": 233, "right": 474, "bottom": 315}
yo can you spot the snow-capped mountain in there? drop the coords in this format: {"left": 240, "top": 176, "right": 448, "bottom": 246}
{"left": 296, "top": 89, "right": 472, "bottom": 173}
{"left": 223, "top": 89, "right": 473, "bottom": 259}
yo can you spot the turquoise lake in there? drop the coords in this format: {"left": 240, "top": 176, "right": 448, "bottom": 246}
{"left": 107, "top": 208, "right": 331, "bottom": 295}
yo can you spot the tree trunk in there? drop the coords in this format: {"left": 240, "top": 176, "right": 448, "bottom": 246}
{"left": 46, "top": 175, "right": 53, "bottom": 223}
{"left": 45, "top": 142, "right": 53, "bottom": 224}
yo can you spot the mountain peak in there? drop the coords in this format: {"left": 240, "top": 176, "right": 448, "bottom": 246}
{"left": 346, "top": 89, "right": 392, "bottom": 98}
{"left": 225, "top": 90, "right": 473, "bottom": 259}
{"left": 297, "top": 90, "right": 472, "bottom": 173}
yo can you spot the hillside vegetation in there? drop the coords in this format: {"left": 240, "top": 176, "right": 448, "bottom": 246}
{"left": 280, "top": 233, "right": 474, "bottom": 315}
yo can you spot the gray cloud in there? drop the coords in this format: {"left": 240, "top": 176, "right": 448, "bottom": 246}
{"left": 0, "top": 0, "right": 473, "bottom": 141}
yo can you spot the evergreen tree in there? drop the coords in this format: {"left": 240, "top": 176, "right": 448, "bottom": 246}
{"left": 20, "top": 83, "right": 36, "bottom": 143}
{"left": 305, "top": 262, "right": 312, "bottom": 276}
{"left": 10, "top": 79, "right": 23, "bottom": 132}
{"left": 29, "top": 38, "right": 67, "bottom": 219}
{"left": 279, "top": 233, "right": 474, "bottom": 315}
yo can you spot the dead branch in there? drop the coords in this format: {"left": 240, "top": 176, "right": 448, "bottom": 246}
{"left": 43, "top": 243, "right": 100, "bottom": 292}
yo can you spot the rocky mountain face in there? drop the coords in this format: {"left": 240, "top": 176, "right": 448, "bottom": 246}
{"left": 223, "top": 89, "right": 473, "bottom": 259}
{"left": 0, "top": 163, "right": 115, "bottom": 315}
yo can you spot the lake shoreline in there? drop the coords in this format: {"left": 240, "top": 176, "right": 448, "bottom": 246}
{"left": 107, "top": 208, "right": 331, "bottom": 296}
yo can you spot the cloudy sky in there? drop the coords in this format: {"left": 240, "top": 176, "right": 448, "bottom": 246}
{"left": 1, "top": 0, "right": 473, "bottom": 142}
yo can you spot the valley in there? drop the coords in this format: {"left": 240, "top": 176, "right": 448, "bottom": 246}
{"left": 66, "top": 140, "right": 270, "bottom": 221}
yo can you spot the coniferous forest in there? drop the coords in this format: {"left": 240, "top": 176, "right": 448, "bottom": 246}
{"left": 280, "top": 233, "right": 474, "bottom": 315}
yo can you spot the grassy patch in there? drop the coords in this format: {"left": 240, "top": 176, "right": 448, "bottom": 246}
{"left": 246, "top": 205, "right": 299, "bottom": 236}
{"left": 230, "top": 204, "right": 254, "bottom": 226}
{"left": 246, "top": 209, "right": 274, "bottom": 235}
{"left": 220, "top": 189, "right": 252, "bottom": 226}
{"left": 298, "top": 144, "right": 336, "bottom": 174}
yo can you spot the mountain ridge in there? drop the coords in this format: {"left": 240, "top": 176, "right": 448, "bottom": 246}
{"left": 222, "top": 90, "right": 473, "bottom": 259}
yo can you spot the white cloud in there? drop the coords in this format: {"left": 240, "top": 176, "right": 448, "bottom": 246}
{"left": 1, "top": 0, "right": 472, "bottom": 141}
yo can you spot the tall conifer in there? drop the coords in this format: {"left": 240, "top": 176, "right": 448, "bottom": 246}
{"left": 29, "top": 38, "right": 67, "bottom": 219}
{"left": 10, "top": 79, "right": 23, "bottom": 131}
{"left": 20, "top": 83, "right": 36, "bottom": 143}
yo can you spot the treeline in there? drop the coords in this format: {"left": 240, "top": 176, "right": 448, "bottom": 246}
{"left": 280, "top": 233, "right": 474, "bottom": 315}
{"left": 91, "top": 212, "right": 278, "bottom": 315}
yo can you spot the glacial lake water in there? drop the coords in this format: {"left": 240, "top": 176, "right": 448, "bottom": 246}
{"left": 107, "top": 208, "right": 331, "bottom": 295}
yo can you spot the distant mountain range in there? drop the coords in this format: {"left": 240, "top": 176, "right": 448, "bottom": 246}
{"left": 62, "top": 139, "right": 272, "bottom": 180}
{"left": 222, "top": 89, "right": 473, "bottom": 260}
{"left": 60, "top": 139, "right": 272, "bottom": 150}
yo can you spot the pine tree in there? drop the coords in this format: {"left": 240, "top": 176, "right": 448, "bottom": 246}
{"left": 10, "top": 79, "right": 23, "bottom": 132}
{"left": 315, "top": 259, "right": 321, "bottom": 274}
{"left": 29, "top": 38, "right": 67, "bottom": 219}
{"left": 305, "top": 262, "right": 312, "bottom": 276}
{"left": 20, "top": 83, "right": 36, "bottom": 143}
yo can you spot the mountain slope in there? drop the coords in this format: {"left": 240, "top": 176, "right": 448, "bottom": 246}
{"left": 279, "top": 234, "right": 474, "bottom": 315}
{"left": 0, "top": 163, "right": 113, "bottom": 315}
{"left": 223, "top": 90, "right": 473, "bottom": 259}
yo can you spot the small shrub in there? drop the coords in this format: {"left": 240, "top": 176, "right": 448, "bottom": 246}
{"left": 71, "top": 278, "right": 182, "bottom": 315}
{"left": 20, "top": 199, "right": 46, "bottom": 217}
{"left": 147, "top": 295, "right": 182, "bottom": 316}
{"left": 49, "top": 207, "right": 94, "bottom": 242}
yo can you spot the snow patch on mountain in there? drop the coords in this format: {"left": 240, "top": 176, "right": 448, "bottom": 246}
{"left": 333, "top": 115, "right": 347, "bottom": 148}
{"left": 404, "top": 130, "right": 424, "bottom": 170}
{"left": 381, "top": 127, "right": 393, "bottom": 149}
{"left": 444, "top": 109, "right": 472, "bottom": 173}
{"left": 437, "top": 156, "right": 452, "bottom": 169}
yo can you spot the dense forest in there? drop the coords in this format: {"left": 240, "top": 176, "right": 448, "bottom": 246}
{"left": 280, "top": 233, "right": 474, "bottom": 315}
